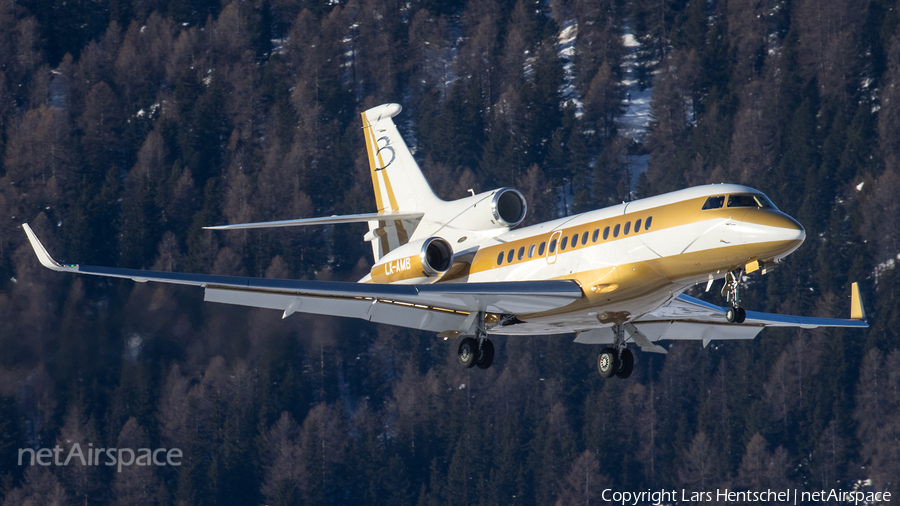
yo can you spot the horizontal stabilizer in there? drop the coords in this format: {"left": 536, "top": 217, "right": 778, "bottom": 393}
{"left": 203, "top": 212, "right": 424, "bottom": 231}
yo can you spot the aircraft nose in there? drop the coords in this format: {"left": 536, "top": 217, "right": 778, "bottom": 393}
{"left": 769, "top": 214, "right": 806, "bottom": 243}
{"left": 740, "top": 212, "right": 806, "bottom": 255}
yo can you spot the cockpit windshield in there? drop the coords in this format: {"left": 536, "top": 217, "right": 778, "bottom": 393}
{"left": 727, "top": 193, "right": 776, "bottom": 209}
{"left": 702, "top": 193, "right": 777, "bottom": 210}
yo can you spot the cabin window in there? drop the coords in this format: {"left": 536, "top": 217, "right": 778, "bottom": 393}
{"left": 645, "top": 216, "right": 652, "bottom": 229}
{"left": 634, "top": 218, "right": 642, "bottom": 232}
{"left": 582, "top": 231, "right": 589, "bottom": 245}
{"left": 727, "top": 194, "right": 759, "bottom": 207}
{"left": 507, "top": 249, "right": 514, "bottom": 263}
{"left": 571, "top": 233, "right": 578, "bottom": 248}
{"left": 517, "top": 246, "right": 525, "bottom": 260}
{"left": 528, "top": 244, "right": 535, "bottom": 258}
{"left": 549, "top": 239, "right": 556, "bottom": 253}
{"left": 613, "top": 224, "right": 620, "bottom": 237}
{"left": 592, "top": 229, "right": 599, "bottom": 242}
{"left": 702, "top": 196, "right": 725, "bottom": 210}
{"left": 561, "top": 236, "right": 569, "bottom": 250}
{"left": 497, "top": 252, "right": 504, "bottom": 265}
{"left": 539, "top": 241, "right": 546, "bottom": 255}
{"left": 624, "top": 221, "right": 631, "bottom": 235}
{"left": 603, "top": 226, "right": 610, "bottom": 240}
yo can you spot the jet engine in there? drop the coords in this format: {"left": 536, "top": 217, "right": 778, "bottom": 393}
{"left": 370, "top": 237, "right": 453, "bottom": 284}
{"left": 433, "top": 187, "right": 528, "bottom": 233}
{"left": 490, "top": 188, "right": 528, "bottom": 228}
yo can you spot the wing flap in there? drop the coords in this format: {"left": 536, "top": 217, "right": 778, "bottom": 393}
{"left": 205, "top": 287, "right": 470, "bottom": 332}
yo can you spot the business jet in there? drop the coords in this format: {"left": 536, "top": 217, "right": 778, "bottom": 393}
{"left": 23, "top": 103, "right": 867, "bottom": 379}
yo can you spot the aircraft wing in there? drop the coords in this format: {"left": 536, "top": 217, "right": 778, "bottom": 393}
{"left": 202, "top": 211, "right": 424, "bottom": 230}
{"left": 638, "top": 292, "right": 868, "bottom": 329}
{"left": 575, "top": 289, "right": 867, "bottom": 351}
{"left": 23, "top": 224, "right": 582, "bottom": 333}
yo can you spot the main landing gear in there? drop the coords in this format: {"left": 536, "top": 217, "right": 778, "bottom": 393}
{"left": 457, "top": 312, "right": 495, "bottom": 369}
{"left": 722, "top": 270, "right": 746, "bottom": 324}
{"left": 597, "top": 324, "right": 634, "bottom": 379}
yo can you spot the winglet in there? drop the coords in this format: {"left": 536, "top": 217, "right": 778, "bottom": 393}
{"left": 22, "top": 223, "right": 77, "bottom": 272}
{"left": 851, "top": 282, "right": 866, "bottom": 321}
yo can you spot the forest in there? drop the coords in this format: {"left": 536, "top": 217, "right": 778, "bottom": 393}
{"left": 0, "top": 0, "right": 899, "bottom": 504}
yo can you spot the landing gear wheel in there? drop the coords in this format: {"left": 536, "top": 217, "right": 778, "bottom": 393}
{"left": 475, "top": 339, "right": 494, "bottom": 369}
{"left": 597, "top": 348, "right": 619, "bottom": 378}
{"left": 458, "top": 337, "right": 477, "bottom": 368}
{"left": 726, "top": 306, "right": 738, "bottom": 323}
{"left": 736, "top": 307, "right": 746, "bottom": 324}
{"left": 616, "top": 349, "right": 634, "bottom": 379}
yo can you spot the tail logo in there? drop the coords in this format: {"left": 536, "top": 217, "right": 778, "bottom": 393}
{"left": 374, "top": 136, "right": 395, "bottom": 171}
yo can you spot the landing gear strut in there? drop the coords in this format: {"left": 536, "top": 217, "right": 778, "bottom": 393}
{"left": 457, "top": 312, "right": 495, "bottom": 369}
{"left": 722, "top": 270, "right": 746, "bottom": 324}
{"left": 597, "top": 324, "right": 634, "bottom": 379}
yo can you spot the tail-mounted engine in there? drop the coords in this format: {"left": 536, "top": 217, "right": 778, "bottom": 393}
{"left": 436, "top": 187, "right": 527, "bottom": 232}
{"left": 370, "top": 237, "right": 453, "bottom": 284}
{"left": 490, "top": 188, "right": 527, "bottom": 228}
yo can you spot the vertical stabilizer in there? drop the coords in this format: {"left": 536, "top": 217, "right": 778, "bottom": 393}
{"left": 361, "top": 104, "right": 441, "bottom": 260}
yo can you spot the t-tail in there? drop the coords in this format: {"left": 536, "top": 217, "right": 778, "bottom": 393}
{"left": 360, "top": 104, "right": 440, "bottom": 261}
{"left": 200, "top": 103, "right": 524, "bottom": 270}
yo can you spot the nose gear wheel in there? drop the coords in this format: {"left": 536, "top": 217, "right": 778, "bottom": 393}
{"left": 722, "top": 270, "right": 746, "bottom": 324}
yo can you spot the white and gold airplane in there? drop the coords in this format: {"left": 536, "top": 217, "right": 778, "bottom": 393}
{"left": 23, "top": 103, "right": 867, "bottom": 379}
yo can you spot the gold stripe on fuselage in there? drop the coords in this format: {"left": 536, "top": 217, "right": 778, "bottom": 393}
{"left": 451, "top": 194, "right": 800, "bottom": 322}
{"left": 468, "top": 195, "right": 796, "bottom": 277}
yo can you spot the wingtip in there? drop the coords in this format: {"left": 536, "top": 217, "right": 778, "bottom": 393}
{"left": 851, "top": 282, "right": 867, "bottom": 321}
{"left": 22, "top": 223, "right": 74, "bottom": 271}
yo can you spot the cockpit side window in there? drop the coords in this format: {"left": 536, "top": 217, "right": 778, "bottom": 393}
{"left": 702, "top": 196, "right": 725, "bottom": 210}
{"left": 727, "top": 194, "right": 760, "bottom": 207}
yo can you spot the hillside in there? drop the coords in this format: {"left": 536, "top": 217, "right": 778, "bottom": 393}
{"left": 0, "top": 0, "right": 898, "bottom": 504}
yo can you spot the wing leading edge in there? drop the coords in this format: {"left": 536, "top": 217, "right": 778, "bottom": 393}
{"left": 201, "top": 211, "right": 424, "bottom": 230}
{"left": 22, "top": 224, "right": 583, "bottom": 332}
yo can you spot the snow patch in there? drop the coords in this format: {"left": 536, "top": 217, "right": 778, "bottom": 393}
{"left": 136, "top": 103, "right": 160, "bottom": 119}
{"left": 875, "top": 253, "right": 900, "bottom": 280}
{"left": 557, "top": 20, "right": 583, "bottom": 117}
{"left": 616, "top": 20, "right": 655, "bottom": 190}
{"left": 270, "top": 38, "right": 286, "bottom": 55}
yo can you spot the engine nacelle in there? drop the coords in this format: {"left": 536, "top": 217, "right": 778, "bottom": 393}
{"left": 490, "top": 188, "right": 528, "bottom": 228}
{"left": 370, "top": 237, "right": 453, "bottom": 284}
{"left": 439, "top": 187, "right": 528, "bottom": 232}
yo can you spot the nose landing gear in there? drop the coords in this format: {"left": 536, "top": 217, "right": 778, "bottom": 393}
{"left": 722, "top": 270, "right": 747, "bottom": 324}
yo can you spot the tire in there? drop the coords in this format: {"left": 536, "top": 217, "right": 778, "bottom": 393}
{"left": 475, "top": 339, "right": 495, "bottom": 369}
{"left": 726, "top": 306, "right": 737, "bottom": 323}
{"left": 458, "top": 337, "right": 477, "bottom": 368}
{"left": 736, "top": 307, "right": 746, "bottom": 324}
{"left": 597, "top": 348, "right": 619, "bottom": 378}
{"left": 616, "top": 349, "right": 634, "bottom": 379}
